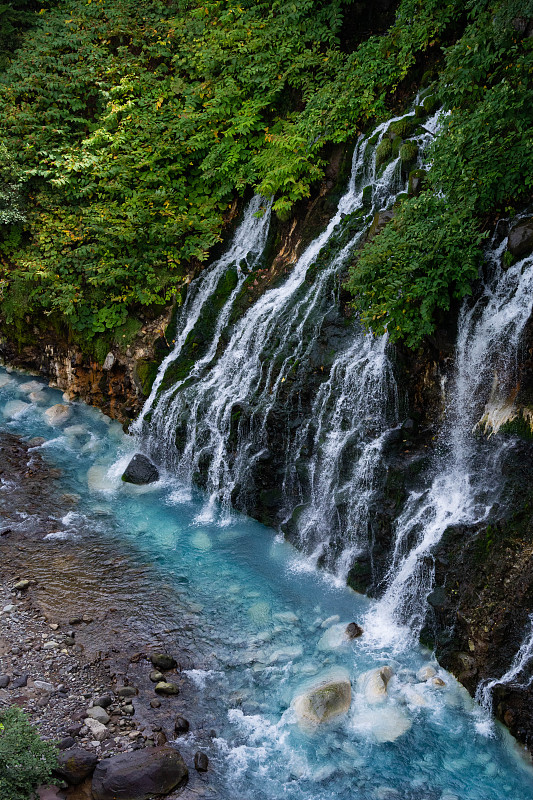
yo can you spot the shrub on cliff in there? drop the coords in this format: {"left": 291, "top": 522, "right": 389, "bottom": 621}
{"left": 0, "top": 706, "right": 59, "bottom": 800}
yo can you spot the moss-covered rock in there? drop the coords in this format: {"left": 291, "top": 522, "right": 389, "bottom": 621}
{"left": 375, "top": 137, "right": 393, "bottom": 169}
{"left": 400, "top": 141, "right": 419, "bottom": 165}
{"left": 387, "top": 115, "right": 417, "bottom": 139}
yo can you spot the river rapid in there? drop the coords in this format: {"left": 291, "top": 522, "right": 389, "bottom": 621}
{"left": 1, "top": 367, "right": 532, "bottom": 800}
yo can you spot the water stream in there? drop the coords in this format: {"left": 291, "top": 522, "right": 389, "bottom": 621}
{"left": 1, "top": 369, "right": 532, "bottom": 799}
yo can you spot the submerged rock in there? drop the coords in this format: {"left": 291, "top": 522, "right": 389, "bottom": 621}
{"left": 91, "top": 746, "right": 188, "bottom": 800}
{"left": 150, "top": 652, "right": 177, "bottom": 671}
{"left": 292, "top": 669, "right": 352, "bottom": 725}
{"left": 416, "top": 665, "right": 436, "bottom": 682}
{"left": 122, "top": 454, "right": 159, "bottom": 485}
{"left": 44, "top": 404, "right": 72, "bottom": 426}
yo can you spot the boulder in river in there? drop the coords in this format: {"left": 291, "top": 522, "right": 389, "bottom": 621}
{"left": 346, "top": 622, "right": 364, "bottom": 639}
{"left": 292, "top": 668, "right": 352, "bottom": 725}
{"left": 122, "top": 454, "right": 159, "bottom": 485}
{"left": 358, "top": 666, "right": 394, "bottom": 704}
{"left": 44, "top": 403, "right": 72, "bottom": 426}
{"left": 91, "top": 745, "right": 188, "bottom": 800}
{"left": 55, "top": 747, "right": 98, "bottom": 785}
{"left": 174, "top": 716, "right": 190, "bottom": 735}
{"left": 150, "top": 652, "right": 177, "bottom": 671}
{"left": 508, "top": 217, "right": 533, "bottom": 259}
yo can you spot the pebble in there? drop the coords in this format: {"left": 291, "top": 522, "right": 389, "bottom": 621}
{"left": 150, "top": 699, "right": 161, "bottom": 709}
{"left": 34, "top": 680, "right": 55, "bottom": 692}
{"left": 13, "top": 580, "right": 31, "bottom": 591}
{"left": 116, "top": 686, "right": 138, "bottom": 698}
{"left": 122, "top": 705, "right": 135, "bottom": 716}
{"left": 43, "top": 640, "right": 60, "bottom": 650}
{"left": 149, "top": 670, "right": 164, "bottom": 683}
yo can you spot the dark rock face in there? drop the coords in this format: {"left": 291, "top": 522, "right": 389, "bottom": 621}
{"left": 91, "top": 746, "right": 188, "bottom": 800}
{"left": 55, "top": 747, "right": 98, "bottom": 785}
{"left": 122, "top": 454, "right": 159, "bottom": 485}
{"left": 508, "top": 217, "right": 533, "bottom": 258}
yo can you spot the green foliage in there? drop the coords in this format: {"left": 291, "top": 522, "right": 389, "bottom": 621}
{"left": 347, "top": 194, "right": 485, "bottom": 347}
{"left": 347, "top": 0, "right": 533, "bottom": 347}
{"left": 0, "top": 0, "right": 467, "bottom": 336}
{"left": 0, "top": 706, "right": 59, "bottom": 800}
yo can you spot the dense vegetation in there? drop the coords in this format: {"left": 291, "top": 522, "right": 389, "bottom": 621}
{"left": 347, "top": 0, "right": 533, "bottom": 346}
{"left": 0, "top": 0, "right": 531, "bottom": 349}
{"left": 0, "top": 706, "right": 59, "bottom": 800}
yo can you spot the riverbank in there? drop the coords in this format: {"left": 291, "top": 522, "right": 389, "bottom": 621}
{"left": 0, "top": 431, "right": 215, "bottom": 799}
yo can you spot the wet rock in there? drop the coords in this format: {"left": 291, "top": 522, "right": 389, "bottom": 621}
{"left": 427, "top": 585, "right": 448, "bottom": 610}
{"left": 123, "top": 705, "right": 135, "bottom": 715}
{"left": 174, "top": 716, "right": 190, "bottom": 735}
{"left": 13, "top": 579, "right": 30, "bottom": 591}
{"left": 358, "top": 666, "right": 394, "bottom": 704}
{"left": 86, "top": 706, "right": 110, "bottom": 725}
{"left": 150, "top": 652, "right": 177, "bottom": 671}
{"left": 55, "top": 747, "right": 98, "bottom": 785}
{"left": 116, "top": 686, "right": 138, "bottom": 698}
{"left": 431, "top": 677, "right": 446, "bottom": 687}
{"left": 508, "top": 217, "right": 533, "bottom": 258}
{"left": 150, "top": 699, "right": 161, "bottom": 709}
{"left": 122, "top": 454, "right": 159, "bottom": 485}
{"left": 194, "top": 752, "right": 209, "bottom": 772}
{"left": 155, "top": 681, "right": 180, "bottom": 696}
{"left": 91, "top": 745, "right": 188, "bottom": 800}
{"left": 149, "top": 670, "right": 164, "bottom": 683}
{"left": 292, "top": 669, "right": 352, "bottom": 725}
{"left": 27, "top": 436, "right": 46, "bottom": 447}
{"left": 0, "top": 674, "right": 10, "bottom": 688}
{"left": 44, "top": 404, "right": 72, "bottom": 426}
{"left": 345, "top": 622, "right": 363, "bottom": 639}
{"left": 416, "top": 665, "right": 436, "bottom": 681}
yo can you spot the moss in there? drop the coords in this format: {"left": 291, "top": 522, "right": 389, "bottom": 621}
{"left": 499, "top": 413, "right": 533, "bottom": 441}
{"left": 135, "top": 358, "right": 159, "bottom": 396}
{"left": 400, "top": 141, "right": 419, "bottom": 164}
{"left": 375, "top": 138, "right": 392, "bottom": 169}
{"left": 387, "top": 116, "right": 417, "bottom": 139}
{"left": 113, "top": 316, "right": 142, "bottom": 350}
{"left": 362, "top": 185, "right": 372, "bottom": 208}
{"left": 422, "top": 94, "right": 440, "bottom": 115}
{"left": 391, "top": 136, "right": 403, "bottom": 157}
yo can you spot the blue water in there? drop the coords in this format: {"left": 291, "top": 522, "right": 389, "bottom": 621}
{"left": 1, "top": 367, "right": 532, "bottom": 800}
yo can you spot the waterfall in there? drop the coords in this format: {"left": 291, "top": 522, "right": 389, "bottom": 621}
{"left": 133, "top": 194, "right": 273, "bottom": 433}
{"left": 139, "top": 107, "right": 438, "bottom": 549}
{"left": 476, "top": 614, "right": 533, "bottom": 715}
{"left": 368, "top": 231, "right": 533, "bottom": 647}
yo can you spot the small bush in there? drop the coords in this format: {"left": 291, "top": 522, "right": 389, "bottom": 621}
{"left": 0, "top": 706, "right": 59, "bottom": 800}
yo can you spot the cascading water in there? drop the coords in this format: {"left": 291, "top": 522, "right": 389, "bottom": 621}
{"left": 476, "top": 614, "right": 533, "bottom": 719}
{"left": 368, "top": 229, "right": 533, "bottom": 647}
{"left": 140, "top": 108, "right": 437, "bottom": 569}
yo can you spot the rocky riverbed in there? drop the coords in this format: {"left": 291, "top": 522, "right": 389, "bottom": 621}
{"left": 0, "top": 431, "right": 216, "bottom": 799}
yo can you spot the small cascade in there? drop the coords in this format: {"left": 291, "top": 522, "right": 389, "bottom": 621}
{"left": 140, "top": 107, "right": 438, "bottom": 563}
{"left": 133, "top": 194, "right": 273, "bottom": 433}
{"left": 476, "top": 614, "right": 533, "bottom": 715}
{"left": 368, "top": 232, "right": 533, "bottom": 647}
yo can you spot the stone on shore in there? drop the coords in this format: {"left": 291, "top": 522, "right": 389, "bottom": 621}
{"left": 122, "top": 454, "right": 159, "bottom": 485}
{"left": 292, "top": 668, "right": 352, "bottom": 725}
{"left": 91, "top": 746, "right": 188, "bottom": 800}
{"left": 55, "top": 747, "right": 98, "bottom": 785}
{"left": 84, "top": 718, "right": 108, "bottom": 741}
{"left": 86, "top": 706, "right": 110, "bottom": 725}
